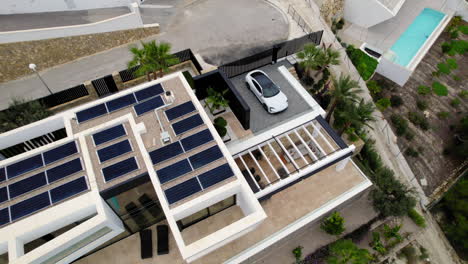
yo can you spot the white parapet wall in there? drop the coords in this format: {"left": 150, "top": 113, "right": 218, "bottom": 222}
{"left": 0, "top": 0, "right": 136, "bottom": 14}
{"left": 375, "top": 56, "right": 412, "bottom": 86}
{"left": 0, "top": 3, "right": 148, "bottom": 44}
{"left": 344, "top": 0, "right": 394, "bottom": 28}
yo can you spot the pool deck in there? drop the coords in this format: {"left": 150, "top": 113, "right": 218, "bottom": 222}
{"left": 340, "top": 0, "right": 454, "bottom": 52}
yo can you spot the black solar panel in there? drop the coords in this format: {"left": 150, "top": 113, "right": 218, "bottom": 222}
{"left": 47, "top": 158, "right": 83, "bottom": 183}
{"left": 198, "top": 163, "right": 234, "bottom": 189}
{"left": 102, "top": 157, "right": 138, "bottom": 182}
{"left": 149, "top": 141, "right": 184, "bottom": 165}
{"left": 106, "top": 93, "right": 137, "bottom": 112}
{"left": 8, "top": 172, "right": 47, "bottom": 199}
{"left": 10, "top": 192, "right": 50, "bottom": 221}
{"left": 93, "top": 124, "right": 127, "bottom": 146}
{"left": 0, "top": 167, "right": 5, "bottom": 183}
{"left": 0, "top": 207, "right": 9, "bottom": 226}
{"left": 172, "top": 114, "right": 204, "bottom": 135}
{"left": 164, "top": 177, "right": 202, "bottom": 204}
{"left": 43, "top": 141, "right": 78, "bottom": 165}
{"left": 7, "top": 154, "right": 43, "bottom": 179}
{"left": 97, "top": 140, "right": 132, "bottom": 163}
{"left": 165, "top": 101, "right": 196, "bottom": 121}
{"left": 181, "top": 129, "right": 213, "bottom": 151}
{"left": 50, "top": 176, "right": 88, "bottom": 204}
{"left": 76, "top": 103, "right": 108, "bottom": 123}
{"left": 156, "top": 159, "right": 192, "bottom": 184}
{"left": 189, "top": 145, "right": 223, "bottom": 169}
{"left": 0, "top": 187, "right": 7, "bottom": 204}
{"left": 134, "top": 84, "right": 164, "bottom": 102}
{"left": 134, "top": 96, "right": 164, "bottom": 116}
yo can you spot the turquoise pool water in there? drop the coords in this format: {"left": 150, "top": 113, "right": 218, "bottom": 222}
{"left": 390, "top": 8, "right": 445, "bottom": 67}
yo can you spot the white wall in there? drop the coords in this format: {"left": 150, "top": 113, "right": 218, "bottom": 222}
{"left": 447, "top": 0, "right": 468, "bottom": 21}
{"left": 0, "top": 3, "right": 146, "bottom": 44}
{"left": 344, "top": 0, "right": 394, "bottom": 28}
{"left": 376, "top": 56, "right": 412, "bottom": 86}
{"left": 1, "top": 0, "right": 134, "bottom": 14}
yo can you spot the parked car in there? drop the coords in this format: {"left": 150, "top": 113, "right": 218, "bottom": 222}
{"left": 245, "top": 70, "right": 288, "bottom": 113}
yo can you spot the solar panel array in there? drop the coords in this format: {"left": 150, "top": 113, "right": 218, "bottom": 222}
{"left": 102, "top": 157, "right": 139, "bottom": 182}
{"left": 97, "top": 140, "right": 132, "bottom": 163}
{"left": 93, "top": 124, "right": 127, "bottom": 146}
{"left": 0, "top": 176, "right": 88, "bottom": 226}
{"left": 134, "top": 96, "right": 164, "bottom": 116}
{"left": 172, "top": 114, "right": 204, "bottom": 135}
{"left": 165, "top": 101, "right": 196, "bottom": 121}
{"left": 75, "top": 83, "right": 164, "bottom": 123}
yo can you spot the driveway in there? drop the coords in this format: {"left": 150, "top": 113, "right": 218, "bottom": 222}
{"left": 229, "top": 60, "right": 311, "bottom": 133}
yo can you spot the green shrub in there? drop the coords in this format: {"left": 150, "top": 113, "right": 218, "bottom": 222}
{"left": 432, "top": 82, "right": 448, "bottom": 96}
{"left": 390, "top": 95, "right": 403, "bottom": 107}
{"left": 292, "top": 246, "right": 303, "bottom": 261}
{"left": 437, "top": 111, "right": 450, "bottom": 119}
{"left": 405, "top": 129, "right": 415, "bottom": 141}
{"left": 370, "top": 232, "right": 387, "bottom": 255}
{"left": 419, "top": 246, "right": 429, "bottom": 260}
{"left": 446, "top": 58, "right": 458, "bottom": 69}
{"left": 320, "top": 211, "right": 345, "bottom": 236}
{"left": 213, "top": 117, "right": 228, "bottom": 137}
{"left": 416, "top": 100, "right": 428, "bottom": 111}
{"left": 376, "top": 98, "right": 391, "bottom": 111}
{"left": 459, "top": 25, "right": 468, "bottom": 34}
{"left": 453, "top": 75, "right": 461, "bottom": 81}
{"left": 408, "top": 111, "right": 430, "bottom": 130}
{"left": 437, "top": 63, "right": 451, "bottom": 75}
{"left": 458, "top": 90, "right": 468, "bottom": 99}
{"left": 367, "top": 80, "right": 382, "bottom": 95}
{"left": 451, "top": 98, "right": 461, "bottom": 107}
{"left": 442, "top": 42, "right": 452, "bottom": 53}
{"left": 417, "top": 85, "right": 431, "bottom": 95}
{"left": 391, "top": 114, "right": 409, "bottom": 136}
{"left": 405, "top": 147, "right": 419, "bottom": 157}
{"left": 408, "top": 208, "right": 426, "bottom": 228}
{"left": 346, "top": 46, "right": 378, "bottom": 80}
{"left": 443, "top": 39, "right": 468, "bottom": 56}
{"left": 401, "top": 246, "right": 417, "bottom": 261}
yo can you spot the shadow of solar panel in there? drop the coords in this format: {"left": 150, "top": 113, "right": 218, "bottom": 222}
{"left": 149, "top": 142, "right": 183, "bottom": 165}
{"left": 43, "top": 141, "right": 78, "bottom": 165}
{"left": 0, "top": 168, "right": 5, "bottom": 183}
{"left": 156, "top": 159, "right": 192, "bottom": 184}
{"left": 10, "top": 192, "right": 50, "bottom": 221}
{"left": 134, "top": 96, "right": 164, "bottom": 116}
{"left": 0, "top": 208, "right": 9, "bottom": 226}
{"left": 198, "top": 163, "right": 234, "bottom": 189}
{"left": 50, "top": 176, "right": 88, "bottom": 204}
{"left": 8, "top": 172, "right": 47, "bottom": 199}
{"left": 93, "top": 124, "right": 126, "bottom": 146}
{"left": 97, "top": 140, "right": 132, "bottom": 163}
{"left": 134, "top": 84, "right": 164, "bottom": 102}
{"left": 106, "top": 93, "right": 137, "bottom": 112}
{"left": 0, "top": 187, "right": 7, "bottom": 204}
{"left": 172, "top": 114, "right": 204, "bottom": 135}
{"left": 164, "top": 177, "right": 201, "bottom": 204}
{"left": 76, "top": 103, "right": 108, "bottom": 123}
{"left": 47, "top": 158, "right": 83, "bottom": 183}
{"left": 165, "top": 101, "right": 196, "bottom": 121}
{"left": 181, "top": 129, "right": 214, "bottom": 152}
{"left": 102, "top": 157, "right": 138, "bottom": 182}
{"left": 7, "top": 154, "right": 43, "bottom": 179}
{"left": 189, "top": 145, "right": 223, "bottom": 169}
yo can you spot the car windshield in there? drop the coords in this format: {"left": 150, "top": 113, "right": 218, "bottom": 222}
{"left": 252, "top": 72, "right": 280, "bottom": 98}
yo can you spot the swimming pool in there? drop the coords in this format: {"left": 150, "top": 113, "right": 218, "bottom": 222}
{"left": 390, "top": 8, "right": 445, "bottom": 67}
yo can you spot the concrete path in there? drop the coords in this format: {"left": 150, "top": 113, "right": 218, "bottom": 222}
{"left": 0, "top": 0, "right": 288, "bottom": 110}
{"left": 0, "top": 7, "right": 130, "bottom": 32}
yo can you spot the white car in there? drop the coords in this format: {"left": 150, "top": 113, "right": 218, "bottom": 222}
{"left": 245, "top": 70, "right": 288, "bottom": 114}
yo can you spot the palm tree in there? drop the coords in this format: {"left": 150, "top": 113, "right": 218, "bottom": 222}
{"left": 315, "top": 43, "right": 340, "bottom": 77}
{"left": 334, "top": 99, "right": 375, "bottom": 135}
{"left": 326, "top": 74, "right": 362, "bottom": 122}
{"left": 297, "top": 43, "right": 340, "bottom": 78}
{"left": 128, "top": 44, "right": 154, "bottom": 81}
{"left": 297, "top": 44, "right": 322, "bottom": 76}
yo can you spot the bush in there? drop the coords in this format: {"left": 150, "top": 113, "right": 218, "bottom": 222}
{"left": 437, "top": 111, "right": 450, "bottom": 119}
{"left": 0, "top": 98, "right": 52, "bottom": 133}
{"left": 213, "top": 117, "right": 228, "bottom": 137}
{"left": 416, "top": 100, "right": 428, "bottom": 111}
{"left": 419, "top": 246, "right": 429, "bottom": 260}
{"left": 391, "top": 114, "right": 408, "bottom": 136}
{"left": 437, "top": 62, "right": 451, "bottom": 75}
{"left": 376, "top": 98, "right": 391, "bottom": 111}
{"left": 446, "top": 58, "right": 458, "bottom": 69}
{"left": 417, "top": 85, "right": 431, "bottom": 95}
{"left": 321, "top": 211, "right": 345, "bottom": 236}
{"left": 401, "top": 246, "right": 417, "bottom": 262}
{"left": 346, "top": 45, "right": 378, "bottom": 80}
{"left": 453, "top": 75, "right": 461, "bottom": 81}
{"left": 408, "top": 208, "right": 426, "bottom": 228}
{"left": 432, "top": 82, "right": 448, "bottom": 96}
{"left": 405, "top": 147, "right": 419, "bottom": 158}
{"left": 459, "top": 90, "right": 468, "bottom": 99}
{"left": 367, "top": 80, "right": 382, "bottom": 95}
{"left": 405, "top": 129, "right": 415, "bottom": 141}
{"left": 390, "top": 95, "right": 403, "bottom": 107}
{"left": 408, "top": 111, "right": 430, "bottom": 130}
{"left": 370, "top": 232, "right": 387, "bottom": 255}
{"left": 451, "top": 98, "right": 461, "bottom": 107}
{"left": 292, "top": 246, "right": 303, "bottom": 261}
{"left": 328, "top": 240, "right": 372, "bottom": 264}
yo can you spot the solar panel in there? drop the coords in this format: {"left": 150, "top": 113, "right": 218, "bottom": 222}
{"left": 8, "top": 172, "right": 47, "bottom": 199}
{"left": 0, "top": 187, "right": 7, "bottom": 204}
{"left": 106, "top": 93, "right": 137, "bottom": 112}
{"left": 134, "top": 84, "right": 164, "bottom": 102}
{"left": 134, "top": 96, "right": 164, "bottom": 116}
{"left": 10, "top": 192, "right": 50, "bottom": 221}
{"left": 164, "top": 177, "right": 202, "bottom": 204}
{"left": 149, "top": 141, "right": 184, "bottom": 165}
{"left": 76, "top": 103, "right": 108, "bottom": 123}
{"left": 181, "top": 129, "right": 214, "bottom": 151}
{"left": 189, "top": 145, "right": 223, "bottom": 169}
{"left": 93, "top": 124, "right": 126, "bottom": 146}
{"left": 165, "top": 101, "right": 196, "bottom": 121}
{"left": 47, "top": 158, "right": 83, "bottom": 183}
{"left": 156, "top": 159, "right": 192, "bottom": 184}
{"left": 50, "top": 176, "right": 88, "bottom": 204}
{"left": 7, "top": 154, "right": 43, "bottom": 179}
{"left": 198, "top": 163, "right": 234, "bottom": 189}
{"left": 0, "top": 207, "right": 9, "bottom": 226}
{"left": 0, "top": 167, "right": 5, "bottom": 183}
{"left": 97, "top": 140, "right": 132, "bottom": 163}
{"left": 172, "top": 114, "right": 204, "bottom": 135}
{"left": 102, "top": 157, "right": 138, "bottom": 182}
{"left": 43, "top": 141, "right": 78, "bottom": 165}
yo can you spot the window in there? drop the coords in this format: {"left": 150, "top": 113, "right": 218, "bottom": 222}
{"left": 177, "top": 196, "right": 236, "bottom": 230}
{"left": 252, "top": 81, "right": 262, "bottom": 94}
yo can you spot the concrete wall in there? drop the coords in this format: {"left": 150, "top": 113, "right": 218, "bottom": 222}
{"left": 447, "top": 0, "right": 468, "bottom": 21}
{"left": 0, "top": 3, "right": 145, "bottom": 44}
{"left": 0, "top": 0, "right": 135, "bottom": 14}
{"left": 375, "top": 56, "right": 412, "bottom": 86}
{"left": 344, "top": 0, "right": 394, "bottom": 28}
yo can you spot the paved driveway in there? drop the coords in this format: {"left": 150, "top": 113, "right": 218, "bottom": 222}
{"left": 229, "top": 61, "right": 311, "bottom": 133}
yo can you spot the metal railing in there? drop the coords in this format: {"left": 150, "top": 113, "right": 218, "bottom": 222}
{"left": 287, "top": 4, "right": 314, "bottom": 34}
